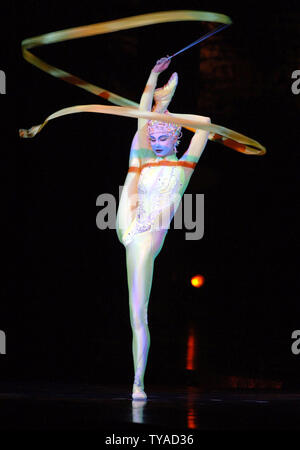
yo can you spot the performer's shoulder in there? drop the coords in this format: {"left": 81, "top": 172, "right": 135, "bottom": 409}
{"left": 176, "top": 160, "right": 197, "bottom": 175}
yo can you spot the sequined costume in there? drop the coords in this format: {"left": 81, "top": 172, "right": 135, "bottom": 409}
{"left": 122, "top": 154, "right": 185, "bottom": 246}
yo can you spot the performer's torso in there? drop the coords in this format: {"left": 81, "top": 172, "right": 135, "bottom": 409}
{"left": 117, "top": 154, "right": 195, "bottom": 246}
{"left": 136, "top": 157, "right": 186, "bottom": 232}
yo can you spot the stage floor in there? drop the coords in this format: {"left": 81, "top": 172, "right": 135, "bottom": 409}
{"left": 0, "top": 381, "right": 299, "bottom": 431}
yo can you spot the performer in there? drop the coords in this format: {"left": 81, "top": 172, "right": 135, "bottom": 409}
{"left": 116, "top": 57, "right": 211, "bottom": 400}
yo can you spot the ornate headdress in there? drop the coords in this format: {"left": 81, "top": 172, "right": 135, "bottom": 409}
{"left": 147, "top": 72, "right": 182, "bottom": 141}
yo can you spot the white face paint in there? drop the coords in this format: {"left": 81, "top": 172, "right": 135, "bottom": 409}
{"left": 149, "top": 131, "right": 177, "bottom": 157}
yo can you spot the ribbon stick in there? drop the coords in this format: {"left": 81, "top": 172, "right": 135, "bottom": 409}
{"left": 166, "top": 23, "right": 231, "bottom": 60}
{"left": 19, "top": 10, "right": 266, "bottom": 155}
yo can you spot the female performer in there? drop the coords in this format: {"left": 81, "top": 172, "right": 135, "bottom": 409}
{"left": 116, "top": 57, "right": 211, "bottom": 400}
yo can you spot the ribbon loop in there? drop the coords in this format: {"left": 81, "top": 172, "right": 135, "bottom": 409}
{"left": 19, "top": 10, "right": 266, "bottom": 156}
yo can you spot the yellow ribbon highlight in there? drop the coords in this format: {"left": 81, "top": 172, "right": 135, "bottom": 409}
{"left": 19, "top": 10, "right": 266, "bottom": 156}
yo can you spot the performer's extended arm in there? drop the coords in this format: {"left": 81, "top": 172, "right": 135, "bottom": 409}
{"left": 137, "top": 70, "right": 158, "bottom": 132}
{"left": 155, "top": 113, "right": 209, "bottom": 187}
{"left": 178, "top": 114, "right": 211, "bottom": 164}
{"left": 129, "top": 57, "right": 171, "bottom": 166}
{"left": 138, "top": 57, "right": 170, "bottom": 130}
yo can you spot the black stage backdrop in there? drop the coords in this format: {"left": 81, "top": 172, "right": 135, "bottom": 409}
{"left": 1, "top": 0, "right": 299, "bottom": 388}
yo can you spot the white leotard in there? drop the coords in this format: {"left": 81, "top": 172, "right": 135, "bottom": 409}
{"left": 123, "top": 154, "right": 186, "bottom": 246}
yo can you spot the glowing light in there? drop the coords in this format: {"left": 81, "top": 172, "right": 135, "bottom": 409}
{"left": 191, "top": 275, "right": 205, "bottom": 288}
{"left": 186, "top": 326, "right": 196, "bottom": 370}
{"left": 187, "top": 406, "right": 197, "bottom": 429}
{"left": 187, "top": 387, "right": 198, "bottom": 429}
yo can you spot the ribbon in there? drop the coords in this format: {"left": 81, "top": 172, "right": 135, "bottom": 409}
{"left": 19, "top": 10, "right": 266, "bottom": 156}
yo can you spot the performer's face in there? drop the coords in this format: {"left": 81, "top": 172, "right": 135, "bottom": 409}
{"left": 149, "top": 132, "right": 177, "bottom": 157}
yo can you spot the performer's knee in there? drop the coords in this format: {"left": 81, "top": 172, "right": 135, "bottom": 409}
{"left": 129, "top": 234, "right": 154, "bottom": 264}
{"left": 130, "top": 308, "right": 148, "bottom": 330}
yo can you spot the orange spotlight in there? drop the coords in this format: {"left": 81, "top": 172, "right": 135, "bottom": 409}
{"left": 191, "top": 275, "right": 205, "bottom": 288}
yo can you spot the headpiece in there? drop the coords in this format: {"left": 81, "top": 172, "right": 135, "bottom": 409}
{"left": 147, "top": 110, "right": 182, "bottom": 137}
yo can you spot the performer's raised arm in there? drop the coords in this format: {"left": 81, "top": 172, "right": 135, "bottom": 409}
{"left": 179, "top": 114, "right": 211, "bottom": 164}
{"left": 138, "top": 57, "right": 170, "bottom": 131}
{"left": 130, "top": 57, "right": 172, "bottom": 164}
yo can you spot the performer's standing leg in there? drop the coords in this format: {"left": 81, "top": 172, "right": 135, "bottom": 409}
{"left": 126, "top": 232, "right": 154, "bottom": 398}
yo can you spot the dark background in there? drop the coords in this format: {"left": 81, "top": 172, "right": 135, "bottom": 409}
{"left": 1, "top": 0, "right": 299, "bottom": 388}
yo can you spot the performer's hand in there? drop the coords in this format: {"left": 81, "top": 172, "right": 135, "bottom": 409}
{"left": 152, "top": 56, "right": 171, "bottom": 73}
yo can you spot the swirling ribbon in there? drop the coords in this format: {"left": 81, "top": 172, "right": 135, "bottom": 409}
{"left": 19, "top": 10, "right": 266, "bottom": 156}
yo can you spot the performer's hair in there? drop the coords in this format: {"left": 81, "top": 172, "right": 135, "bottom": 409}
{"left": 173, "top": 130, "right": 183, "bottom": 154}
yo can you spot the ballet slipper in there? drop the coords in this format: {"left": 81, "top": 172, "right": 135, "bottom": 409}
{"left": 132, "top": 383, "right": 147, "bottom": 400}
{"left": 152, "top": 72, "right": 178, "bottom": 114}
